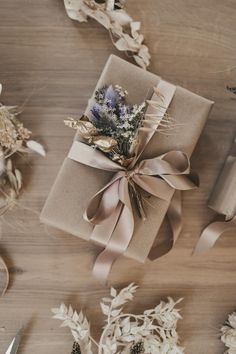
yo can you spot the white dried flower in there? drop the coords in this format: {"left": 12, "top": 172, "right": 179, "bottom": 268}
{"left": 221, "top": 311, "right": 236, "bottom": 353}
{"left": 229, "top": 313, "right": 236, "bottom": 329}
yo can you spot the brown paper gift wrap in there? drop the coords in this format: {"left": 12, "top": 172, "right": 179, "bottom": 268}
{"left": 40, "top": 55, "right": 214, "bottom": 263}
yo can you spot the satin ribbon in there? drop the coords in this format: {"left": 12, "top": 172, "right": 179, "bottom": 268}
{"left": 194, "top": 216, "right": 236, "bottom": 254}
{"left": 148, "top": 189, "right": 183, "bottom": 260}
{"left": 68, "top": 141, "right": 198, "bottom": 281}
{"left": 68, "top": 81, "right": 198, "bottom": 281}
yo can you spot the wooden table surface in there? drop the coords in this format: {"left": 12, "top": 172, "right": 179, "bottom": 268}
{"left": 0, "top": 0, "right": 236, "bottom": 353}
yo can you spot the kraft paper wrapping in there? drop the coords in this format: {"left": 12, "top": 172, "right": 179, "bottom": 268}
{"left": 40, "top": 55, "right": 214, "bottom": 263}
{"left": 208, "top": 137, "right": 236, "bottom": 219}
{"left": 194, "top": 137, "right": 236, "bottom": 254}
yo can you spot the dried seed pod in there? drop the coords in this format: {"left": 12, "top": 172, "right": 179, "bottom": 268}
{"left": 71, "top": 342, "right": 81, "bottom": 354}
{"left": 130, "top": 341, "right": 144, "bottom": 354}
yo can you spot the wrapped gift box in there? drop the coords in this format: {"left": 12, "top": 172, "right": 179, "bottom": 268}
{"left": 40, "top": 55, "right": 214, "bottom": 263}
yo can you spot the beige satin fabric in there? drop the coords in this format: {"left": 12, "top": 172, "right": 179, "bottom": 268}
{"left": 194, "top": 216, "right": 236, "bottom": 254}
{"left": 68, "top": 81, "right": 198, "bottom": 282}
{"left": 148, "top": 190, "right": 182, "bottom": 260}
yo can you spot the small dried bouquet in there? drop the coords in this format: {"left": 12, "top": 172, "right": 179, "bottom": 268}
{"left": 221, "top": 311, "right": 236, "bottom": 354}
{"left": 52, "top": 283, "right": 184, "bottom": 354}
{"left": 0, "top": 84, "right": 45, "bottom": 214}
{"left": 65, "top": 84, "right": 171, "bottom": 218}
{"left": 65, "top": 85, "right": 147, "bottom": 167}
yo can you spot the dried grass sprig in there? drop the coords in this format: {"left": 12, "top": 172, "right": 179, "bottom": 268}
{"left": 64, "top": 0, "right": 151, "bottom": 69}
{"left": 0, "top": 83, "right": 46, "bottom": 296}
{"left": 0, "top": 84, "right": 46, "bottom": 215}
{"left": 52, "top": 283, "right": 184, "bottom": 354}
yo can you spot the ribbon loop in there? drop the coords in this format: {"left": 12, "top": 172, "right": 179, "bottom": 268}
{"left": 194, "top": 216, "right": 236, "bottom": 254}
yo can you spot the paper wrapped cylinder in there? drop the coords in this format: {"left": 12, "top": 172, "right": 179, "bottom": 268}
{"left": 40, "top": 55, "right": 213, "bottom": 279}
{"left": 195, "top": 137, "right": 236, "bottom": 253}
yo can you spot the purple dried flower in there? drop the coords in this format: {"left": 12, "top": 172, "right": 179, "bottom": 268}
{"left": 90, "top": 103, "right": 102, "bottom": 123}
{"left": 89, "top": 84, "right": 146, "bottom": 157}
{"left": 105, "top": 85, "right": 120, "bottom": 108}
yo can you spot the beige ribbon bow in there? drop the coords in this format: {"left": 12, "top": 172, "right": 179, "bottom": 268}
{"left": 68, "top": 81, "right": 199, "bottom": 282}
{"left": 68, "top": 142, "right": 198, "bottom": 281}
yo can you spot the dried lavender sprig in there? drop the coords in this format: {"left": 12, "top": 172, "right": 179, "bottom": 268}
{"left": 90, "top": 85, "right": 146, "bottom": 157}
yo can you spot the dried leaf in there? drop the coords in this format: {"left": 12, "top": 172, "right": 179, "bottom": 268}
{"left": 14, "top": 169, "right": 22, "bottom": 190}
{"left": 106, "top": 0, "right": 115, "bottom": 11}
{"left": 0, "top": 156, "right": 5, "bottom": 176}
{"left": 64, "top": 0, "right": 88, "bottom": 22}
{"left": 26, "top": 140, "right": 46, "bottom": 156}
{"left": 93, "top": 135, "right": 117, "bottom": 152}
{"left": 63, "top": 0, "right": 151, "bottom": 69}
{"left": 65, "top": 117, "right": 98, "bottom": 139}
{"left": 110, "top": 287, "right": 117, "bottom": 297}
{"left": 108, "top": 9, "right": 132, "bottom": 26}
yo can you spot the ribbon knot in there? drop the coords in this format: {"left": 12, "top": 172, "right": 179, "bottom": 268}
{"left": 125, "top": 167, "right": 138, "bottom": 180}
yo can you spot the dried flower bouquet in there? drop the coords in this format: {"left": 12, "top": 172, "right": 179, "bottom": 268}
{"left": 52, "top": 283, "right": 184, "bottom": 354}
{"left": 64, "top": 84, "right": 171, "bottom": 218}
{"left": 64, "top": 0, "right": 151, "bottom": 69}
{"left": 64, "top": 85, "right": 149, "bottom": 166}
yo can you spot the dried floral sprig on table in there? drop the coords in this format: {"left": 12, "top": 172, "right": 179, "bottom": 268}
{"left": 65, "top": 85, "right": 146, "bottom": 166}
{"left": 221, "top": 311, "right": 236, "bottom": 354}
{"left": 0, "top": 83, "right": 45, "bottom": 296}
{"left": 52, "top": 283, "right": 184, "bottom": 354}
{"left": 64, "top": 0, "right": 151, "bottom": 69}
{"left": 0, "top": 83, "right": 45, "bottom": 215}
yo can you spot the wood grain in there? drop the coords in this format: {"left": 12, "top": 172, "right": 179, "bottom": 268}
{"left": 0, "top": 0, "right": 236, "bottom": 353}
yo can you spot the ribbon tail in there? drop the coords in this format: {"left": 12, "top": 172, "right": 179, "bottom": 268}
{"left": 90, "top": 203, "right": 123, "bottom": 246}
{"left": 167, "top": 190, "right": 183, "bottom": 242}
{"left": 92, "top": 249, "right": 120, "bottom": 284}
{"left": 148, "top": 190, "right": 182, "bottom": 260}
{"left": 194, "top": 216, "right": 236, "bottom": 254}
{"left": 0, "top": 255, "right": 9, "bottom": 296}
{"left": 93, "top": 179, "right": 134, "bottom": 283}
